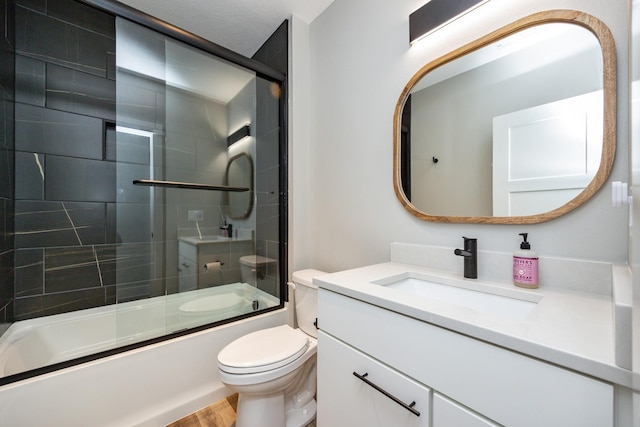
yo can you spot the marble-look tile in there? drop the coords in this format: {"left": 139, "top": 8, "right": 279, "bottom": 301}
{"left": 15, "top": 200, "right": 109, "bottom": 247}
{"left": 252, "top": 21, "right": 288, "bottom": 74}
{"left": 15, "top": 55, "right": 45, "bottom": 106}
{"left": 0, "top": 146, "right": 14, "bottom": 200}
{"left": 14, "top": 287, "right": 105, "bottom": 320}
{"left": 46, "top": 155, "right": 115, "bottom": 203}
{"left": 15, "top": 151, "right": 44, "bottom": 200}
{"left": 0, "top": 100, "right": 15, "bottom": 150}
{"left": 14, "top": 248, "right": 43, "bottom": 297}
{"left": 0, "top": 5, "right": 15, "bottom": 103}
{"left": 0, "top": 250, "right": 14, "bottom": 304}
{"left": 0, "top": 199, "right": 7, "bottom": 253}
{"left": 256, "top": 127, "right": 280, "bottom": 171}
{"left": 112, "top": 280, "right": 151, "bottom": 303}
{"left": 256, "top": 164, "right": 279, "bottom": 206}
{"left": 256, "top": 203, "right": 279, "bottom": 242}
{"left": 16, "top": 6, "right": 114, "bottom": 78}
{"left": 48, "top": 0, "right": 115, "bottom": 39}
{"left": 45, "top": 246, "right": 102, "bottom": 293}
{"left": 116, "top": 72, "right": 165, "bottom": 132}
{"left": 255, "top": 79, "right": 280, "bottom": 139}
{"left": 0, "top": 198, "right": 14, "bottom": 254}
{"left": 15, "top": 200, "right": 82, "bottom": 247}
{"left": 46, "top": 64, "right": 116, "bottom": 121}
{"left": 64, "top": 202, "right": 108, "bottom": 245}
{"left": 95, "top": 242, "right": 153, "bottom": 287}
{"left": 15, "top": 103, "right": 104, "bottom": 160}
{"left": 113, "top": 203, "right": 151, "bottom": 243}
{"left": 15, "top": 0, "right": 45, "bottom": 14}
{"left": 105, "top": 124, "right": 150, "bottom": 164}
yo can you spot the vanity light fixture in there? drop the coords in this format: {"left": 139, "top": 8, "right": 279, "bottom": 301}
{"left": 409, "top": 0, "right": 490, "bottom": 44}
{"left": 227, "top": 124, "right": 251, "bottom": 148}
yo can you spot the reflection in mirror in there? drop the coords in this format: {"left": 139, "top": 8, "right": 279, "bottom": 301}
{"left": 226, "top": 152, "right": 254, "bottom": 219}
{"left": 394, "top": 11, "right": 616, "bottom": 224}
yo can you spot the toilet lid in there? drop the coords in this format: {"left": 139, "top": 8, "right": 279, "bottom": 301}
{"left": 218, "top": 325, "right": 309, "bottom": 374}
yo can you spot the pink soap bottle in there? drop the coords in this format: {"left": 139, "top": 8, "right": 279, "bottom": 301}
{"left": 513, "top": 233, "right": 539, "bottom": 289}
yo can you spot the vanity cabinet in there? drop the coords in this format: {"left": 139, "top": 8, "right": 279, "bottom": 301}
{"left": 177, "top": 254, "right": 197, "bottom": 291}
{"left": 318, "top": 331, "right": 430, "bottom": 427}
{"left": 432, "top": 393, "right": 499, "bottom": 427}
{"left": 317, "top": 288, "right": 614, "bottom": 427}
{"left": 177, "top": 237, "right": 253, "bottom": 291}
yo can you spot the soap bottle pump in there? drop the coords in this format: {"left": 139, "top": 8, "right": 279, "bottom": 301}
{"left": 513, "top": 233, "right": 539, "bottom": 289}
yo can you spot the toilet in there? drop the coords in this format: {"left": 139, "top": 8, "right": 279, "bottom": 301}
{"left": 240, "top": 255, "right": 276, "bottom": 286}
{"left": 217, "top": 269, "right": 325, "bottom": 427}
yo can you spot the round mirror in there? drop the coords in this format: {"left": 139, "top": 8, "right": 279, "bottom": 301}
{"left": 393, "top": 10, "right": 616, "bottom": 224}
{"left": 225, "top": 152, "right": 254, "bottom": 219}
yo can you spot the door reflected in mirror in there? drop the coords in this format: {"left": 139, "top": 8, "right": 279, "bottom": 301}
{"left": 394, "top": 11, "right": 616, "bottom": 224}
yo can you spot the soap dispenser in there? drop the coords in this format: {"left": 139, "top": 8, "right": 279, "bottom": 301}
{"left": 513, "top": 233, "right": 538, "bottom": 289}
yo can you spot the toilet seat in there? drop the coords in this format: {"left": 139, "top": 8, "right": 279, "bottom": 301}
{"left": 218, "top": 325, "right": 309, "bottom": 374}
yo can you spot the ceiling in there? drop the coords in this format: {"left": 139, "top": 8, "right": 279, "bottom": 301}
{"left": 117, "top": 0, "right": 335, "bottom": 57}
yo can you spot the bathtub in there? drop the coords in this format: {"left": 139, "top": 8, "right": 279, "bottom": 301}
{"left": 0, "top": 282, "right": 279, "bottom": 377}
{"left": 0, "top": 283, "right": 287, "bottom": 426}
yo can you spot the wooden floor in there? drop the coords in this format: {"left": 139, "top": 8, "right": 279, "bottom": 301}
{"left": 166, "top": 394, "right": 316, "bottom": 427}
{"left": 167, "top": 394, "right": 238, "bottom": 427}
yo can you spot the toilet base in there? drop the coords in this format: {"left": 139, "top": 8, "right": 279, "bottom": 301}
{"left": 236, "top": 392, "right": 285, "bottom": 427}
{"left": 234, "top": 393, "right": 316, "bottom": 427}
{"left": 286, "top": 399, "right": 316, "bottom": 427}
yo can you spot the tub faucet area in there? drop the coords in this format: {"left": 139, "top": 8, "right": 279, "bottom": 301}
{"left": 454, "top": 236, "right": 478, "bottom": 279}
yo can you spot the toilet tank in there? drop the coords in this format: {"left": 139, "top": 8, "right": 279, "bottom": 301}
{"left": 292, "top": 269, "right": 326, "bottom": 338}
{"left": 239, "top": 255, "right": 276, "bottom": 285}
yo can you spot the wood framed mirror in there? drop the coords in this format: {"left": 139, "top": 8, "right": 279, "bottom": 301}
{"left": 225, "top": 151, "right": 254, "bottom": 219}
{"left": 393, "top": 10, "right": 616, "bottom": 224}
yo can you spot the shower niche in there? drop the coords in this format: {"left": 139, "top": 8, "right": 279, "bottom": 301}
{"left": 1, "top": 0, "right": 287, "bottom": 383}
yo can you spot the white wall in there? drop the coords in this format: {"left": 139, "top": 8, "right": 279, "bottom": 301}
{"left": 294, "top": 0, "right": 630, "bottom": 274}
{"left": 629, "top": 0, "right": 640, "bottom": 422}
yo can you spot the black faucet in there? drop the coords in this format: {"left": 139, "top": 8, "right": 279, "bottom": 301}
{"left": 454, "top": 237, "right": 477, "bottom": 279}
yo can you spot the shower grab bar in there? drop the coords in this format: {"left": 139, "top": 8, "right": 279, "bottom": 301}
{"left": 133, "top": 179, "right": 249, "bottom": 192}
{"left": 352, "top": 371, "right": 421, "bottom": 417}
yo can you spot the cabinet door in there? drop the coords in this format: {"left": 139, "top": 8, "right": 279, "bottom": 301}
{"left": 433, "top": 393, "right": 499, "bottom": 427}
{"left": 317, "top": 331, "right": 429, "bottom": 427}
{"left": 178, "top": 255, "right": 197, "bottom": 292}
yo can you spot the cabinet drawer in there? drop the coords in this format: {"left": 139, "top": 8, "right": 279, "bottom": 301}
{"left": 317, "top": 331, "right": 430, "bottom": 427}
{"left": 318, "top": 289, "right": 613, "bottom": 427}
{"left": 433, "top": 393, "right": 499, "bottom": 427}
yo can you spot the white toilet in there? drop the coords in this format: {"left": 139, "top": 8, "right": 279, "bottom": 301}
{"left": 239, "top": 255, "right": 276, "bottom": 286}
{"left": 217, "top": 269, "right": 325, "bottom": 427}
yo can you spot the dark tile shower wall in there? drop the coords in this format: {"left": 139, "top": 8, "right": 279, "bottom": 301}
{"left": 13, "top": 0, "right": 118, "bottom": 320}
{"left": 0, "top": 0, "right": 15, "bottom": 333}
{"left": 252, "top": 21, "right": 287, "bottom": 296}
{"left": 10, "top": 0, "right": 288, "bottom": 322}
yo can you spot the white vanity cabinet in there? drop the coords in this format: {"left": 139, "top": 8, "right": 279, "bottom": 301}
{"left": 177, "top": 236, "right": 253, "bottom": 291}
{"left": 432, "top": 393, "right": 499, "bottom": 427}
{"left": 317, "top": 288, "right": 614, "bottom": 427}
{"left": 177, "top": 253, "right": 197, "bottom": 291}
{"left": 317, "top": 331, "right": 430, "bottom": 427}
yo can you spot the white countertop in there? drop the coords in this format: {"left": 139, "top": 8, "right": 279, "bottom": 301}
{"left": 315, "top": 261, "right": 636, "bottom": 388}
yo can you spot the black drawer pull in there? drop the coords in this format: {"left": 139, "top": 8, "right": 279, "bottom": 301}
{"left": 353, "top": 371, "right": 421, "bottom": 417}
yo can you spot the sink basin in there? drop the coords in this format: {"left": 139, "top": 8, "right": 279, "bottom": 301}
{"left": 371, "top": 272, "right": 542, "bottom": 320}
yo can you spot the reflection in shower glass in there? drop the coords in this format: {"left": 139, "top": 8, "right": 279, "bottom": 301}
{"left": 0, "top": 3, "right": 284, "bottom": 381}
{"left": 114, "top": 18, "right": 281, "bottom": 342}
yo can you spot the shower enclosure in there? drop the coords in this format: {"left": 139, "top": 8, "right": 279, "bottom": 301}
{"left": 0, "top": 0, "right": 287, "bottom": 383}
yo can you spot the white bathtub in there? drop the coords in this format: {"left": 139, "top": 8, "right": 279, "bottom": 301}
{"left": 0, "top": 283, "right": 287, "bottom": 426}
{"left": 0, "top": 282, "right": 279, "bottom": 377}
